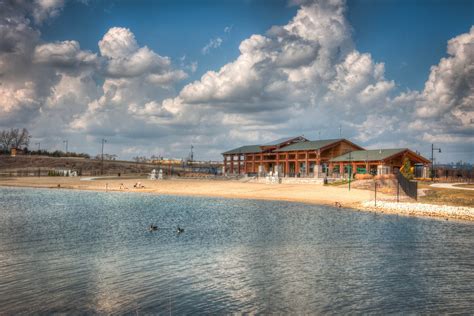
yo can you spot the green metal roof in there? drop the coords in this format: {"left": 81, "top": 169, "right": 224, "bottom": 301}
{"left": 274, "top": 139, "right": 342, "bottom": 152}
{"left": 222, "top": 145, "right": 263, "bottom": 155}
{"left": 330, "top": 148, "right": 407, "bottom": 162}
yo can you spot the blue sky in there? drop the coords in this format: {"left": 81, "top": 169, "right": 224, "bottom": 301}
{"left": 1, "top": 0, "right": 473, "bottom": 162}
{"left": 39, "top": 0, "right": 473, "bottom": 92}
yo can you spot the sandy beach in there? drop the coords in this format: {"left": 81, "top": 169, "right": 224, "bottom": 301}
{"left": 0, "top": 177, "right": 473, "bottom": 221}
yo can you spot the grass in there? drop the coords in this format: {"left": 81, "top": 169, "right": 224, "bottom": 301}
{"left": 419, "top": 187, "right": 474, "bottom": 207}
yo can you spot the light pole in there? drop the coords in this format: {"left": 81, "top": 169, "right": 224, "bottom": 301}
{"left": 190, "top": 145, "right": 194, "bottom": 163}
{"left": 101, "top": 139, "right": 107, "bottom": 175}
{"left": 431, "top": 144, "right": 441, "bottom": 181}
{"left": 63, "top": 140, "right": 68, "bottom": 153}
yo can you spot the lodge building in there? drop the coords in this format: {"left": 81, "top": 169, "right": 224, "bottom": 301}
{"left": 222, "top": 136, "right": 430, "bottom": 177}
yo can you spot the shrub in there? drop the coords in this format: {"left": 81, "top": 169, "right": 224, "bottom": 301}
{"left": 355, "top": 173, "right": 374, "bottom": 180}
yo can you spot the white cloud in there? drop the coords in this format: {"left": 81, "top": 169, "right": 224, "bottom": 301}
{"left": 33, "top": 40, "right": 98, "bottom": 68}
{"left": 99, "top": 27, "right": 172, "bottom": 78}
{"left": 416, "top": 26, "right": 474, "bottom": 127}
{"left": 33, "top": 0, "right": 65, "bottom": 24}
{"left": 201, "top": 37, "right": 223, "bottom": 55}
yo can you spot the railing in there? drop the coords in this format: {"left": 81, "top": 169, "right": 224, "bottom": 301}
{"left": 397, "top": 172, "right": 418, "bottom": 200}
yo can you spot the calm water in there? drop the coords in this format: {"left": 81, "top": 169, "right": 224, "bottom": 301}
{"left": 0, "top": 187, "right": 473, "bottom": 314}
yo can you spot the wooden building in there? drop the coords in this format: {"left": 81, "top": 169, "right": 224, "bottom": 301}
{"left": 222, "top": 136, "right": 363, "bottom": 177}
{"left": 222, "top": 137, "right": 430, "bottom": 177}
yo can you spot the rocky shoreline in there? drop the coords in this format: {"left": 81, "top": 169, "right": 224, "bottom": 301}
{"left": 360, "top": 201, "right": 474, "bottom": 221}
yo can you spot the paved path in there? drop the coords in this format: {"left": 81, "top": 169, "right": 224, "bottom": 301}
{"left": 430, "top": 183, "right": 474, "bottom": 191}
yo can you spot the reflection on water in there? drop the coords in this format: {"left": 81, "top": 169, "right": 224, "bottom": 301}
{"left": 0, "top": 187, "right": 473, "bottom": 314}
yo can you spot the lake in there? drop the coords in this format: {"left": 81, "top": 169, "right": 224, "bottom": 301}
{"left": 0, "top": 187, "right": 473, "bottom": 314}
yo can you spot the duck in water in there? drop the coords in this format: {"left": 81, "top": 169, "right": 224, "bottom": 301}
{"left": 176, "top": 226, "right": 184, "bottom": 234}
{"left": 149, "top": 224, "right": 158, "bottom": 231}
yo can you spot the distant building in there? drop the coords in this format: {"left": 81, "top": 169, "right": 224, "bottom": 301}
{"left": 222, "top": 136, "right": 430, "bottom": 177}
{"left": 10, "top": 147, "right": 25, "bottom": 157}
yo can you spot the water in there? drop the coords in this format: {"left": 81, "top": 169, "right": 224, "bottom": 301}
{"left": 0, "top": 187, "right": 473, "bottom": 314}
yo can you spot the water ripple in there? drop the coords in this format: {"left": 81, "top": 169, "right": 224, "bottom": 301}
{"left": 0, "top": 187, "right": 473, "bottom": 314}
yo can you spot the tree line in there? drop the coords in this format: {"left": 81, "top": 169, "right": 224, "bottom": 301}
{"left": 0, "top": 128, "right": 90, "bottom": 158}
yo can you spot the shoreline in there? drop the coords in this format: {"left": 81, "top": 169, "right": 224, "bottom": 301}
{"left": 0, "top": 177, "right": 473, "bottom": 222}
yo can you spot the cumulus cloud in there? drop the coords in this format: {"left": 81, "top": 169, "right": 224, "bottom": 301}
{"left": 415, "top": 26, "right": 474, "bottom": 137}
{"left": 32, "top": 0, "right": 65, "bottom": 24}
{"left": 99, "top": 27, "right": 172, "bottom": 78}
{"left": 33, "top": 40, "right": 98, "bottom": 68}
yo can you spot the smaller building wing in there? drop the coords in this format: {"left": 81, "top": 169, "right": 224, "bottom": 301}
{"left": 329, "top": 148, "right": 429, "bottom": 162}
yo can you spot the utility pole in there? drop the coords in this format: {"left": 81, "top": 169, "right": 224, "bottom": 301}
{"left": 190, "top": 145, "right": 194, "bottom": 163}
{"left": 339, "top": 125, "right": 342, "bottom": 138}
{"left": 35, "top": 142, "right": 40, "bottom": 151}
{"left": 63, "top": 140, "right": 68, "bottom": 153}
{"left": 431, "top": 143, "right": 441, "bottom": 181}
{"left": 101, "top": 138, "right": 107, "bottom": 175}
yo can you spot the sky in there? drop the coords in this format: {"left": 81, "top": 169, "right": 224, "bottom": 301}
{"left": 0, "top": 0, "right": 473, "bottom": 163}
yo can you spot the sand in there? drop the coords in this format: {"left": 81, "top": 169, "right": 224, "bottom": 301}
{"left": 0, "top": 176, "right": 472, "bottom": 221}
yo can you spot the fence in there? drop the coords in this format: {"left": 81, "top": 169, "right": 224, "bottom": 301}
{"left": 397, "top": 172, "right": 418, "bottom": 200}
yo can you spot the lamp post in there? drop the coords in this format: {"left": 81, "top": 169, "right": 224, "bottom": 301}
{"left": 431, "top": 144, "right": 441, "bottom": 181}
{"left": 101, "top": 138, "right": 107, "bottom": 175}
{"left": 63, "top": 140, "right": 68, "bottom": 154}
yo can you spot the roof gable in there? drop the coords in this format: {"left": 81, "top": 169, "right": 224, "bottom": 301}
{"left": 274, "top": 139, "right": 343, "bottom": 152}
{"left": 262, "top": 135, "right": 307, "bottom": 146}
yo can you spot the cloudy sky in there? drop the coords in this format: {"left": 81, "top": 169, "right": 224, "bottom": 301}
{"left": 0, "top": 0, "right": 473, "bottom": 163}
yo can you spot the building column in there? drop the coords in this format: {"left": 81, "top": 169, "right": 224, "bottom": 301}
{"left": 230, "top": 155, "right": 234, "bottom": 174}
{"left": 223, "top": 155, "right": 228, "bottom": 175}
{"left": 339, "top": 162, "right": 344, "bottom": 177}
{"left": 295, "top": 152, "right": 300, "bottom": 176}
{"left": 238, "top": 155, "right": 241, "bottom": 174}
{"left": 285, "top": 154, "right": 289, "bottom": 177}
{"left": 315, "top": 157, "right": 321, "bottom": 178}
{"left": 305, "top": 152, "right": 309, "bottom": 176}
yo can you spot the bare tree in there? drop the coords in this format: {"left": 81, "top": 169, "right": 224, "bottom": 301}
{"left": 0, "top": 128, "right": 30, "bottom": 150}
